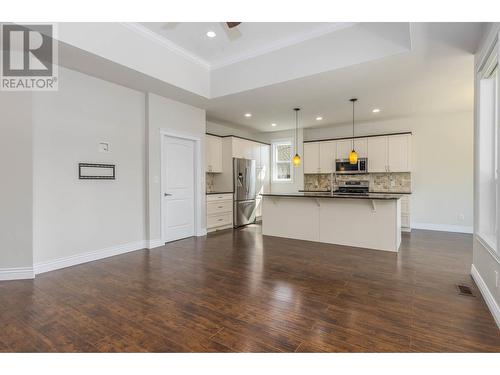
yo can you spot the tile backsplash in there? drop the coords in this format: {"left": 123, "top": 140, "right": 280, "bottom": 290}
{"left": 206, "top": 173, "right": 216, "bottom": 193}
{"left": 304, "top": 172, "right": 411, "bottom": 193}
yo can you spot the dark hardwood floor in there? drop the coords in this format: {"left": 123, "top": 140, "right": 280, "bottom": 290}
{"left": 1, "top": 226, "right": 499, "bottom": 352}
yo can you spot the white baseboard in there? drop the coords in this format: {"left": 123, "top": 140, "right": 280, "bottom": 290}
{"left": 471, "top": 264, "right": 500, "bottom": 329}
{"left": 34, "top": 240, "right": 147, "bottom": 275}
{"left": 0, "top": 267, "right": 35, "bottom": 281}
{"left": 147, "top": 239, "right": 163, "bottom": 249}
{"left": 412, "top": 223, "right": 473, "bottom": 234}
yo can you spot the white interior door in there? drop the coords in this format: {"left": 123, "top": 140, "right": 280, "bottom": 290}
{"left": 162, "top": 136, "right": 195, "bottom": 242}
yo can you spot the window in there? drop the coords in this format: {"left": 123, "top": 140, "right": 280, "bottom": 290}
{"left": 272, "top": 139, "right": 293, "bottom": 182}
{"left": 478, "top": 47, "right": 498, "bottom": 253}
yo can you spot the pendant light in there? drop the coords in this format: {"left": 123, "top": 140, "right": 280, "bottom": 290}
{"left": 349, "top": 98, "right": 358, "bottom": 165}
{"left": 293, "top": 108, "right": 301, "bottom": 166}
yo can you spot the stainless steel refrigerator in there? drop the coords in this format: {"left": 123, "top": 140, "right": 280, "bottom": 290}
{"left": 233, "top": 158, "right": 257, "bottom": 227}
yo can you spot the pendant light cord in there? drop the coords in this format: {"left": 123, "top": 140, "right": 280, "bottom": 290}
{"left": 294, "top": 108, "right": 300, "bottom": 155}
{"left": 296, "top": 110, "right": 298, "bottom": 153}
{"left": 352, "top": 100, "right": 355, "bottom": 149}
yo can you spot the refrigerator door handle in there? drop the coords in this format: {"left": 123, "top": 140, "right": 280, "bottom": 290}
{"left": 245, "top": 167, "right": 249, "bottom": 195}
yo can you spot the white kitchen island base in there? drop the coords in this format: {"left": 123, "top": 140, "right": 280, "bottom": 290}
{"left": 262, "top": 194, "right": 401, "bottom": 252}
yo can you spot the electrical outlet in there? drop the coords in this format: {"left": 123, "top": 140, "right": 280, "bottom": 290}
{"left": 458, "top": 213, "right": 465, "bottom": 221}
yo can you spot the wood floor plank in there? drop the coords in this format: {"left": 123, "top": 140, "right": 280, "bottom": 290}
{"left": 0, "top": 227, "right": 499, "bottom": 352}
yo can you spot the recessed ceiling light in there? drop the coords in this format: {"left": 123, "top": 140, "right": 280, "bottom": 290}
{"left": 271, "top": 123, "right": 277, "bottom": 127}
{"left": 316, "top": 116, "right": 323, "bottom": 121}
{"left": 372, "top": 108, "right": 381, "bottom": 113}
{"left": 244, "top": 113, "right": 252, "bottom": 118}
{"left": 206, "top": 31, "right": 216, "bottom": 38}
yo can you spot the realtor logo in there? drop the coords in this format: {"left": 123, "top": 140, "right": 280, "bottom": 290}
{"left": 1, "top": 23, "right": 58, "bottom": 91}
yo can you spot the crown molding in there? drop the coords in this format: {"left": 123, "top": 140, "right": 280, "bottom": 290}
{"left": 120, "top": 23, "right": 211, "bottom": 70}
{"left": 122, "top": 22, "right": 357, "bottom": 72}
{"left": 209, "top": 22, "right": 357, "bottom": 70}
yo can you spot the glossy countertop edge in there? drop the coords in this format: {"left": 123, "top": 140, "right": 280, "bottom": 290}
{"left": 261, "top": 193, "right": 404, "bottom": 200}
{"left": 206, "top": 192, "right": 233, "bottom": 195}
{"left": 299, "top": 190, "right": 412, "bottom": 194}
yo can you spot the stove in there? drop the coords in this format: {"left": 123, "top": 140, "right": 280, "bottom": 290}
{"left": 336, "top": 180, "right": 369, "bottom": 195}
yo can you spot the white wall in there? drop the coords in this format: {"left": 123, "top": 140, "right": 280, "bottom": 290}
{"left": 0, "top": 92, "right": 34, "bottom": 278}
{"left": 146, "top": 93, "right": 207, "bottom": 244}
{"left": 303, "top": 112, "right": 473, "bottom": 232}
{"left": 33, "top": 67, "right": 147, "bottom": 265}
{"left": 472, "top": 22, "right": 500, "bottom": 327}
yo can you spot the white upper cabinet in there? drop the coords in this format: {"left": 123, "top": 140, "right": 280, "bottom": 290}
{"left": 206, "top": 135, "right": 223, "bottom": 173}
{"left": 252, "top": 142, "right": 261, "bottom": 166}
{"left": 367, "top": 134, "right": 412, "bottom": 173}
{"left": 303, "top": 133, "right": 412, "bottom": 175}
{"left": 319, "top": 141, "right": 336, "bottom": 173}
{"left": 387, "top": 134, "right": 411, "bottom": 172}
{"left": 367, "top": 136, "right": 388, "bottom": 173}
{"left": 261, "top": 144, "right": 271, "bottom": 192}
{"left": 337, "top": 138, "right": 368, "bottom": 160}
{"left": 304, "top": 142, "right": 320, "bottom": 174}
{"left": 354, "top": 138, "right": 368, "bottom": 158}
{"left": 232, "top": 137, "right": 253, "bottom": 159}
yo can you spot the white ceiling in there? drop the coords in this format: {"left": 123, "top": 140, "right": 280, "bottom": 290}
{"left": 204, "top": 23, "right": 485, "bottom": 132}
{"left": 138, "top": 22, "right": 353, "bottom": 69}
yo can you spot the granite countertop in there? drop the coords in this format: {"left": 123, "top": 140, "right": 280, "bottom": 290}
{"left": 261, "top": 192, "right": 404, "bottom": 200}
{"left": 206, "top": 191, "right": 233, "bottom": 195}
{"left": 299, "top": 190, "right": 412, "bottom": 194}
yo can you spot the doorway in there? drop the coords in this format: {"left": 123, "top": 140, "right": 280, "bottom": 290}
{"left": 161, "top": 135, "right": 196, "bottom": 243}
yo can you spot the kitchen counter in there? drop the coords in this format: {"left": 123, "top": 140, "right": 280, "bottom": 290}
{"left": 261, "top": 192, "right": 404, "bottom": 200}
{"left": 261, "top": 192, "right": 402, "bottom": 252}
{"left": 299, "top": 190, "right": 412, "bottom": 195}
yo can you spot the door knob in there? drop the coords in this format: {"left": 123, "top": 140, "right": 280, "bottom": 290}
{"left": 164, "top": 193, "right": 172, "bottom": 196}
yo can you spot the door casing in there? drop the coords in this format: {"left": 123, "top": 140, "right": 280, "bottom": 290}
{"left": 160, "top": 130, "right": 204, "bottom": 244}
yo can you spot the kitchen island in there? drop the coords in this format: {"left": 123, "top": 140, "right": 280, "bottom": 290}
{"left": 261, "top": 192, "right": 402, "bottom": 252}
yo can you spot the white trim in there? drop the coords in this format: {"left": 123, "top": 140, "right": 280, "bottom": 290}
{"left": 121, "top": 23, "right": 211, "bottom": 70}
{"left": 411, "top": 223, "right": 473, "bottom": 234}
{"left": 0, "top": 267, "right": 34, "bottom": 281}
{"left": 471, "top": 264, "right": 500, "bottom": 329}
{"left": 34, "top": 240, "right": 146, "bottom": 275}
{"left": 210, "top": 23, "right": 357, "bottom": 70}
{"left": 160, "top": 131, "right": 204, "bottom": 244}
{"left": 476, "top": 234, "right": 500, "bottom": 265}
{"left": 122, "top": 22, "right": 356, "bottom": 71}
{"left": 147, "top": 239, "right": 164, "bottom": 249}
{"left": 271, "top": 138, "right": 294, "bottom": 183}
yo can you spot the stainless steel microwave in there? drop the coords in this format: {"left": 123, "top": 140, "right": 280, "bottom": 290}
{"left": 335, "top": 158, "right": 368, "bottom": 174}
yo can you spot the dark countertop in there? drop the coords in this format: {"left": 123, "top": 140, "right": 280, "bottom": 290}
{"left": 299, "top": 190, "right": 412, "bottom": 194}
{"left": 261, "top": 192, "right": 404, "bottom": 200}
{"left": 206, "top": 191, "right": 233, "bottom": 195}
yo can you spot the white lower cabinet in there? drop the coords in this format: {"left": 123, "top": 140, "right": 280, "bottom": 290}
{"left": 207, "top": 193, "right": 233, "bottom": 232}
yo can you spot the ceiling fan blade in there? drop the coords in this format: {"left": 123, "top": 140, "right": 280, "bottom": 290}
{"left": 226, "top": 22, "right": 242, "bottom": 29}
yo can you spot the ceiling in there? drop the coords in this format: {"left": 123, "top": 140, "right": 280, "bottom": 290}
{"left": 203, "top": 23, "right": 485, "bottom": 132}
{"left": 138, "top": 22, "right": 353, "bottom": 69}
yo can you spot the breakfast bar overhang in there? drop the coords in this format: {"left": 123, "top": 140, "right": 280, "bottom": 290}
{"left": 261, "top": 193, "right": 402, "bottom": 252}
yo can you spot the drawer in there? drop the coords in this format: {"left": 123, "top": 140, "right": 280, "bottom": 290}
{"left": 207, "top": 193, "right": 233, "bottom": 202}
{"left": 207, "top": 212, "right": 232, "bottom": 229}
{"left": 401, "top": 213, "right": 410, "bottom": 228}
{"left": 207, "top": 200, "right": 233, "bottom": 215}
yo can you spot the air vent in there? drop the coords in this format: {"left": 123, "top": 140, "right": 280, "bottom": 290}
{"left": 457, "top": 284, "right": 474, "bottom": 296}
